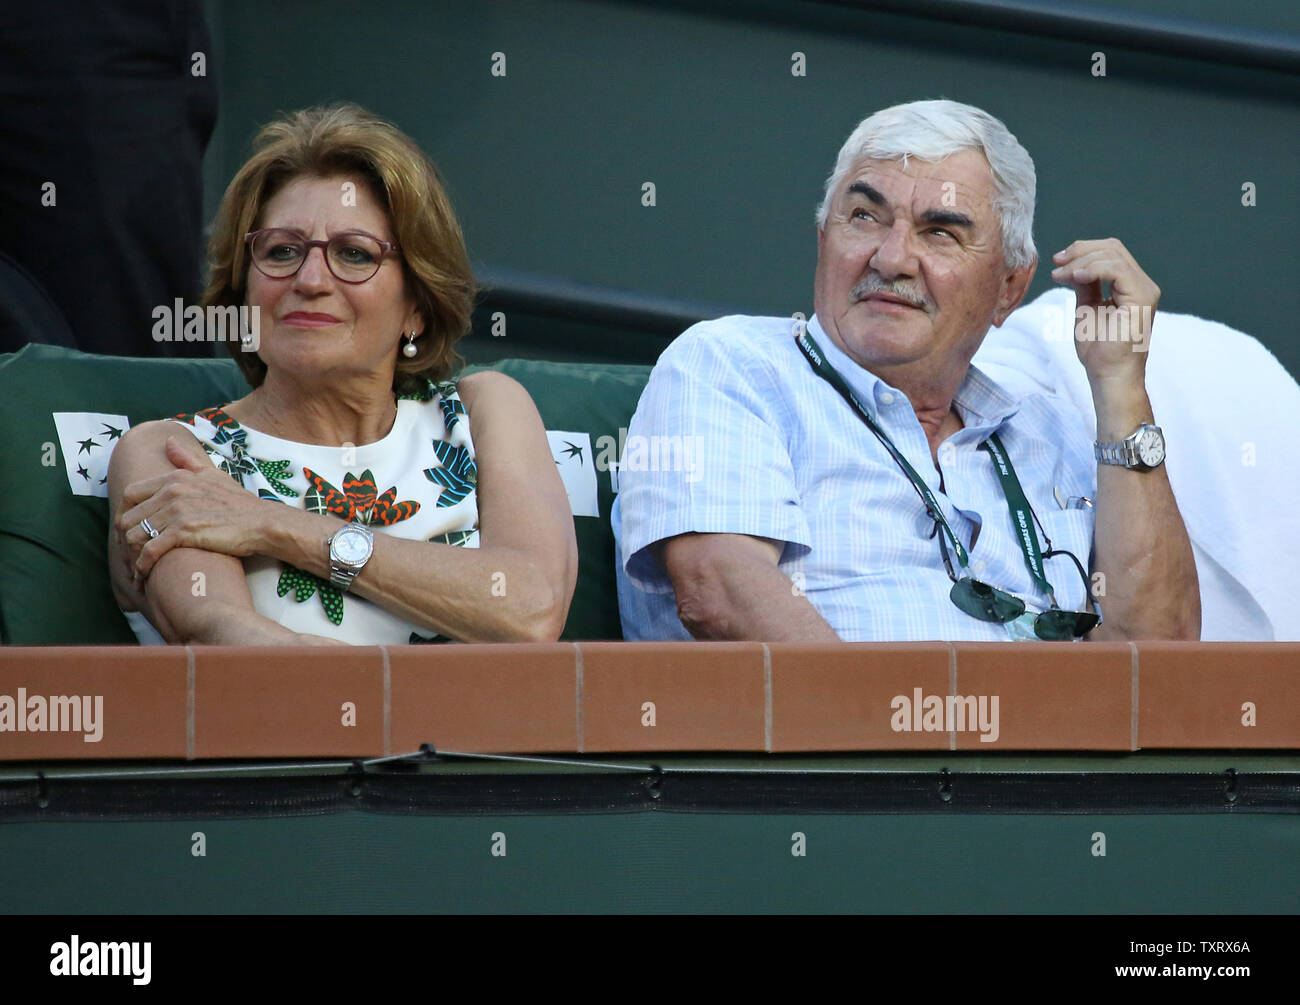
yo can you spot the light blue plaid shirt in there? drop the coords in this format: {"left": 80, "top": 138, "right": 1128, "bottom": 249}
{"left": 612, "top": 314, "right": 1099, "bottom": 641}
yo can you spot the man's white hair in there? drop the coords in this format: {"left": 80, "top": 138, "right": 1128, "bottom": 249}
{"left": 814, "top": 99, "right": 1037, "bottom": 269}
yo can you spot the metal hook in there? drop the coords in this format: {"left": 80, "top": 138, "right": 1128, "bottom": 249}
{"left": 645, "top": 763, "right": 664, "bottom": 800}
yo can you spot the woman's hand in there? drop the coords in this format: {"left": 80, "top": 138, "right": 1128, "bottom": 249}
{"left": 117, "top": 435, "right": 275, "bottom": 579}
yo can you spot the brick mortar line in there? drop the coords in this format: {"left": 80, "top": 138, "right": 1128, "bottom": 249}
{"left": 185, "top": 646, "right": 195, "bottom": 761}
{"left": 762, "top": 643, "right": 772, "bottom": 753}
{"left": 1130, "top": 642, "right": 1140, "bottom": 752}
{"left": 948, "top": 644, "right": 957, "bottom": 752}
{"left": 381, "top": 646, "right": 392, "bottom": 758}
{"left": 574, "top": 643, "right": 584, "bottom": 754}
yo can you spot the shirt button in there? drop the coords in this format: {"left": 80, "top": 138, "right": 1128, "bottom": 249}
{"left": 879, "top": 391, "right": 895, "bottom": 405}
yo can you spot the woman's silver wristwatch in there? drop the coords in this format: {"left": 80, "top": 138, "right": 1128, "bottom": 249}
{"left": 327, "top": 523, "right": 375, "bottom": 591}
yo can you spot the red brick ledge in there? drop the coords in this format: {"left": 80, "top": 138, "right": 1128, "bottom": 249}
{"left": 0, "top": 642, "right": 1296, "bottom": 760}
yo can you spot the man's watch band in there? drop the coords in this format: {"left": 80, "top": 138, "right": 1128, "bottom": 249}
{"left": 1095, "top": 421, "right": 1166, "bottom": 470}
{"left": 1094, "top": 439, "right": 1134, "bottom": 466}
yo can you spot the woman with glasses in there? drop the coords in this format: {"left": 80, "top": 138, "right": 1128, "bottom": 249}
{"left": 107, "top": 104, "right": 578, "bottom": 645}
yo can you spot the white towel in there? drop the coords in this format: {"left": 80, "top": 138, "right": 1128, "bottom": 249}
{"left": 974, "top": 288, "right": 1299, "bottom": 640}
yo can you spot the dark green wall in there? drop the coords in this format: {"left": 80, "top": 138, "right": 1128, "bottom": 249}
{"left": 201, "top": 0, "right": 1299, "bottom": 375}
{"left": 5, "top": 810, "right": 1300, "bottom": 912}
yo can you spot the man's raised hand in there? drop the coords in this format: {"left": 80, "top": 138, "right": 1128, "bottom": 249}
{"left": 1051, "top": 237, "right": 1159, "bottom": 393}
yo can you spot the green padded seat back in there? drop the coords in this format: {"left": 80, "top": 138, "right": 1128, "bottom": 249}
{"left": 0, "top": 344, "right": 253, "bottom": 644}
{"left": 468, "top": 358, "right": 651, "bottom": 640}
{"left": 0, "top": 345, "right": 649, "bottom": 644}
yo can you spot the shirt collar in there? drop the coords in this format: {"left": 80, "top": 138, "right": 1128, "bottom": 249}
{"left": 807, "top": 313, "right": 1021, "bottom": 430}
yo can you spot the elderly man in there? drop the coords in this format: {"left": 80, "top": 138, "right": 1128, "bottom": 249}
{"left": 613, "top": 99, "right": 1199, "bottom": 642}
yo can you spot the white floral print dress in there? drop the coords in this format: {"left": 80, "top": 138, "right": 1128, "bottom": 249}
{"left": 123, "top": 379, "right": 479, "bottom": 645}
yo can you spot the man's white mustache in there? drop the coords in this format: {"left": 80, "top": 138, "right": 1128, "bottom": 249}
{"left": 851, "top": 279, "right": 930, "bottom": 311}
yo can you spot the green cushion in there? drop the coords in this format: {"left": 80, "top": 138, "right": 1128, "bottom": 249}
{"left": 0, "top": 344, "right": 253, "bottom": 644}
{"left": 0, "top": 345, "right": 649, "bottom": 644}
{"left": 476, "top": 358, "right": 651, "bottom": 640}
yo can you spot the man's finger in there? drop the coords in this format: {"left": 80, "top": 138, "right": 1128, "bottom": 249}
{"left": 1070, "top": 278, "right": 1105, "bottom": 311}
{"left": 1107, "top": 269, "right": 1159, "bottom": 306}
{"left": 1052, "top": 239, "right": 1109, "bottom": 265}
{"left": 1050, "top": 248, "right": 1115, "bottom": 280}
{"left": 1057, "top": 257, "right": 1156, "bottom": 308}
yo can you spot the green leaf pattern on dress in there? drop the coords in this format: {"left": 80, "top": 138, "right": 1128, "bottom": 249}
{"left": 423, "top": 440, "right": 477, "bottom": 508}
{"left": 256, "top": 458, "right": 299, "bottom": 497}
{"left": 429, "top": 529, "right": 477, "bottom": 548}
{"left": 175, "top": 408, "right": 288, "bottom": 493}
{"left": 397, "top": 379, "right": 435, "bottom": 403}
{"left": 437, "top": 385, "right": 465, "bottom": 434}
{"left": 276, "top": 566, "right": 345, "bottom": 625}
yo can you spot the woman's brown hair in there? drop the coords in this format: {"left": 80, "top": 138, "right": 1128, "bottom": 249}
{"left": 202, "top": 103, "right": 475, "bottom": 394}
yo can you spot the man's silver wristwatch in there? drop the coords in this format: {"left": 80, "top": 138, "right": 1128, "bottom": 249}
{"left": 327, "top": 522, "right": 374, "bottom": 591}
{"left": 1095, "top": 422, "right": 1166, "bottom": 470}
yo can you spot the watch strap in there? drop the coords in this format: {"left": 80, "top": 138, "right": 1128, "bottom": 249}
{"left": 328, "top": 524, "right": 374, "bottom": 591}
{"left": 328, "top": 564, "right": 362, "bottom": 590}
{"left": 1094, "top": 438, "right": 1134, "bottom": 467}
{"left": 1095, "top": 423, "right": 1160, "bottom": 469}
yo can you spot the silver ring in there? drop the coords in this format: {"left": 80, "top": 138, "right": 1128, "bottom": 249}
{"left": 140, "top": 518, "right": 159, "bottom": 540}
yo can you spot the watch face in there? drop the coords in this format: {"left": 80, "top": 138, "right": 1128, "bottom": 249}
{"left": 334, "top": 527, "right": 371, "bottom": 563}
{"left": 1138, "top": 429, "right": 1165, "bottom": 467}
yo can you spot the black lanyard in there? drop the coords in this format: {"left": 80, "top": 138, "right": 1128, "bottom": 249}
{"left": 794, "top": 325, "right": 1057, "bottom": 604}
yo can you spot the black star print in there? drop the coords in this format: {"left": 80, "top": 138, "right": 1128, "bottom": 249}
{"left": 76, "top": 465, "right": 89, "bottom": 480}
{"left": 100, "top": 423, "right": 124, "bottom": 440}
{"left": 77, "top": 436, "right": 98, "bottom": 455}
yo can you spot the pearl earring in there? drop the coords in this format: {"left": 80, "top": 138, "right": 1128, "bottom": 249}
{"left": 402, "top": 331, "right": 419, "bottom": 358}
